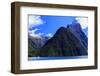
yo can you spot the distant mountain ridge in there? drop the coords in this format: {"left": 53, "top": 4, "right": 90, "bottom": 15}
{"left": 28, "top": 35, "right": 50, "bottom": 57}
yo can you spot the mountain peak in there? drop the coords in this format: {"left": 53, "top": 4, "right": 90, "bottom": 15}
{"left": 58, "top": 27, "right": 66, "bottom": 31}
{"left": 72, "top": 23, "right": 81, "bottom": 29}
{"left": 39, "top": 24, "right": 88, "bottom": 56}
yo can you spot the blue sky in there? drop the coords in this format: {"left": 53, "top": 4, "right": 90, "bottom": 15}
{"left": 28, "top": 15, "right": 88, "bottom": 37}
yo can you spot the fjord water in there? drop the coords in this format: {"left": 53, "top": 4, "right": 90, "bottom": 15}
{"left": 28, "top": 56, "right": 88, "bottom": 60}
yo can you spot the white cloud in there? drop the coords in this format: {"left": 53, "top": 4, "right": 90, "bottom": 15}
{"left": 28, "top": 15, "right": 45, "bottom": 37}
{"left": 75, "top": 17, "right": 88, "bottom": 29}
{"left": 46, "top": 33, "right": 53, "bottom": 37}
{"left": 28, "top": 28, "right": 44, "bottom": 37}
{"left": 28, "top": 15, "right": 44, "bottom": 29}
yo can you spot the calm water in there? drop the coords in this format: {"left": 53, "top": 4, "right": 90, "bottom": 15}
{"left": 28, "top": 56, "right": 88, "bottom": 61}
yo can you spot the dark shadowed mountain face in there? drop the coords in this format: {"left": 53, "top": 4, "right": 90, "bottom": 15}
{"left": 38, "top": 23, "right": 88, "bottom": 57}
{"left": 68, "top": 23, "right": 88, "bottom": 49}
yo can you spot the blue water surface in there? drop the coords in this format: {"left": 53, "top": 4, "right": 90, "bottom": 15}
{"left": 28, "top": 56, "right": 88, "bottom": 61}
